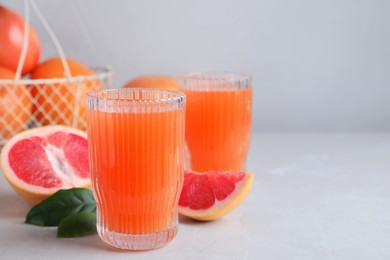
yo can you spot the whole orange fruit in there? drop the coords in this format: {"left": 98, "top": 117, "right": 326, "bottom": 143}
{"left": 0, "top": 67, "right": 32, "bottom": 141}
{"left": 30, "top": 57, "right": 101, "bottom": 129}
{"left": 123, "top": 75, "right": 177, "bottom": 90}
{"left": 0, "top": 5, "right": 41, "bottom": 75}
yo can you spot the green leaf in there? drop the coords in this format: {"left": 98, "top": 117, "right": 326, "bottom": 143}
{"left": 25, "top": 188, "right": 96, "bottom": 226}
{"left": 57, "top": 212, "right": 97, "bottom": 238}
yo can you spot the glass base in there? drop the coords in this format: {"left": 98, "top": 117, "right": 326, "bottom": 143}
{"left": 97, "top": 225, "right": 178, "bottom": 250}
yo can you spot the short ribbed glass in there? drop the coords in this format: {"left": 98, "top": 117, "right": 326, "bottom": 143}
{"left": 177, "top": 72, "right": 252, "bottom": 172}
{"left": 86, "top": 88, "right": 186, "bottom": 250}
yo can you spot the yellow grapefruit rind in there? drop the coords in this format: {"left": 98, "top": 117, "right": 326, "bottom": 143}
{"left": 179, "top": 172, "right": 254, "bottom": 221}
{"left": 0, "top": 125, "right": 90, "bottom": 205}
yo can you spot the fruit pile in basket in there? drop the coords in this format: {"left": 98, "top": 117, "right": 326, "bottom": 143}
{"left": 0, "top": 5, "right": 110, "bottom": 145}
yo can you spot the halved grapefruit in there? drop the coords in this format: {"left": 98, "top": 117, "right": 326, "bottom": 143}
{"left": 0, "top": 125, "right": 90, "bottom": 205}
{"left": 179, "top": 171, "right": 253, "bottom": 221}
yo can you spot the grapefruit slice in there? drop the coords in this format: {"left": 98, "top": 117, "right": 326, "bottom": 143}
{"left": 0, "top": 125, "right": 90, "bottom": 205}
{"left": 179, "top": 171, "right": 253, "bottom": 221}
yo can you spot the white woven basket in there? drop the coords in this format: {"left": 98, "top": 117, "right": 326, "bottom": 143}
{"left": 0, "top": 0, "right": 113, "bottom": 146}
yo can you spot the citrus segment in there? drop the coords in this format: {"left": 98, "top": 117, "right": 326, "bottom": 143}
{"left": 1, "top": 126, "right": 90, "bottom": 204}
{"left": 179, "top": 171, "right": 253, "bottom": 221}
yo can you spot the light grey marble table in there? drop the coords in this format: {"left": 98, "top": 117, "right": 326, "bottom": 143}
{"left": 0, "top": 133, "right": 389, "bottom": 259}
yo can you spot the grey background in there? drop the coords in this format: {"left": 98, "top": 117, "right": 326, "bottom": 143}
{"left": 3, "top": 0, "right": 390, "bottom": 132}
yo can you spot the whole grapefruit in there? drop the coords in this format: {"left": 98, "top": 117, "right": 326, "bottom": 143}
{"left": 0, "top": 5, "right": 41, "bottom": 75}
{"left": 123, "top": 75, "right": 177, "bottom": 90}
{"left": 30, "top": 57, "right": 101, "bottom": 129}
{"left": 0, "top": 66, "right": 32, "bottom": 141}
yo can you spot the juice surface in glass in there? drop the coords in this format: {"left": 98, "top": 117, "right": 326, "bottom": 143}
{"left": 183, "top": 87, "right": 252, "bottom": 172}
{"left": 87, "top": 89, "right": 185, "bottom": 250}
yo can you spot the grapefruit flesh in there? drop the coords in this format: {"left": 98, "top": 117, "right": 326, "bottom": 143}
{"left": 179, "top": 171, "right": 253, "bottom": 221}
{"left": 1, "top": 126, "right": 90, "bottom": 204}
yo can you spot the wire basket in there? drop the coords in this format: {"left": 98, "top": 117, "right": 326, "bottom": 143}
{"left": 0, "top": 68, "right": 113, "bottom": 145}
{"left": 0, "top": 0, "right": 113, "bottom": 146}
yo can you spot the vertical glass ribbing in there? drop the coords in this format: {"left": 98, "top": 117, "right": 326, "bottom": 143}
{"left": 177, "top": 72, "right": 252, "bottom": 172}
{"left": 86, "top": 88, "right": 185, "bottom": 250}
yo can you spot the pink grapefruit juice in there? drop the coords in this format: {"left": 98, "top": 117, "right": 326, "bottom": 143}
{"left": 88, "top": 108, "right": 184, "bottom": 234}
{"left": 87, "top": 89, "right": 185, "bottom": 251}
{"left": 183, "top": 87, "right": 252, "bottom": 172}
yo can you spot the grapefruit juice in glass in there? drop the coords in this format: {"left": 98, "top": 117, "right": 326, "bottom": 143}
{"left": 86, "top": 88, "right": 186, "bottom": 250}
{"left": 178, "top": 73, "right": 252, "bottom": 172}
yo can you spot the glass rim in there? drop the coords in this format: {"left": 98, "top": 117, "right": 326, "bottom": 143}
{"left": 86, "top": 88, "right": 186, "bottom": 104}
{"left": 177, "top": 71, "right": 252, "bottom": 82}
{"left": 176, "top": 72, "right": 252, "bottom": 91}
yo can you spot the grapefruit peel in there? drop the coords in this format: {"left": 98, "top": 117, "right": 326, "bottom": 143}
{"left": 0, "top": 126, "right": 90, "bottom": 204}
{"left": 179, "top": 171, "right": 253, "bottom": 221}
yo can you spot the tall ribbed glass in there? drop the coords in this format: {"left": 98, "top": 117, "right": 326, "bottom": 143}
{"left": 177, "top": 72, "right": 252, "bottom": 172}
{"left": 86, "top": 88, "right": 186, "bottom": 250}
